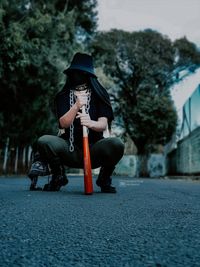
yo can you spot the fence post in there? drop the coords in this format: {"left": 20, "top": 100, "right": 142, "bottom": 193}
{"left": 14, "top": 146, "right": 19, "bottom": 174}
{"left": 3, "top": 137, "right": 10, "bottom": 174}
{"left": 27, "top": 146, "right": 32, "bottom": 166}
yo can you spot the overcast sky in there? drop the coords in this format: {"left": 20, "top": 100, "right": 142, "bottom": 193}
{"left": 97, "top": 0, "right": 200, "bottom": 47}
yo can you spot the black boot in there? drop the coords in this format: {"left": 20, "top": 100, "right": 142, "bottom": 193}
{"left": 43, "top": 164, "right": 68, "bottom": 192}
{"left": 28, "top": 151, "right": 50, "bottom": 191}
{"left": 28, "top": 160, "right": 50, "bottom": 179}
{"left": 28, "top": 151, "right": 50, "bottom": 177}
{"left": 29, "top": 176, "right": 42, "bottom": 191}
{"left": 43, "top": 174, "right": 68, "bottom": 191}
{"left": 96, "top": 166, "right": 116, "bottom": 193}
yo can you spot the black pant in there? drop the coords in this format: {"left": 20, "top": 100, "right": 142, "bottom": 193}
{"left": 37, "top": 135, "right": 124, "bottom": 170}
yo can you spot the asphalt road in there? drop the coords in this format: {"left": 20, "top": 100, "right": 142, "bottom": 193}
{"left": 0, "top": 176, "right": 200, "bottom": 267}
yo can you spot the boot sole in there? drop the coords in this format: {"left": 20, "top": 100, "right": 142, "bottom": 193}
{"left": 101, "top": 189, "right": 117, "bottom": 193}
{"left": 43, "top": 178, "right": 69, "bottom": 192}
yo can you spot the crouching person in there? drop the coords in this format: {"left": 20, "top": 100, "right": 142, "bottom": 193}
{"left": 28, "top": 53, "right": 124, "bottom": 193}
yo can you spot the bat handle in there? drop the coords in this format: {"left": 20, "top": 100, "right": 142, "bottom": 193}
{"left": 82, "top": 105, "right": 88, "bottom": 137}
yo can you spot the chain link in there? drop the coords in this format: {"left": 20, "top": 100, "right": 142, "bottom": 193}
{"left": 84, "top": 89, "right": 91, "bottom": 135}
{"left": 85, "top": 89, "right": 91, "bottom": 114}
{"left": 69, "top": 89, "right": 75, "bottom": 152}
{"left": 69, "top": 87, "right": 91, "bottom": 152}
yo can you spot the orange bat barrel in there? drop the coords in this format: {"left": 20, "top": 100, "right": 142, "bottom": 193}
{"left": 83, "top": 136, "right": 93, "bottom": 194}
{"left": 82, "top": 106, "right": 93, "bottom": 195}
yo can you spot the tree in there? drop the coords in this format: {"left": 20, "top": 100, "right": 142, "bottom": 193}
{"left": 0, "top": 1, "right": 71, "bottom": 147}
{"left": 0, "top": 0, "right": 98, "bottom": 149}
{"left": 67, "top": 0, "right": 98, "bottom": 41}
{"left": 174, "top": 37, "right": 200, "bottom": 67}
{"left": 91, "top": 29, "right": 200, "bottom": 174}
{"left": 31, "top": 0, "right": 98, "bottom": 42}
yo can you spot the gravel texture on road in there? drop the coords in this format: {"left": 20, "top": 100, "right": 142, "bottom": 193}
{"left": 0, "top": 176, "right": 200, "bottom": 267}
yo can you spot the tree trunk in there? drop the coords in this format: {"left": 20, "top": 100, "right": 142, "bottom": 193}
{"left": 22, "top": 146, "right": 26, "bottom": 167}
{"left": 137, "top": 154, "right": 149, "bottom": 177}
{"left": 14, "top": 147, "right": 19, "bottom": 174}
{"left": 27, "top": 146, "right": 32, "bottom": 166}
{"left": 3, "top": 137, "right": 9, "bottom": 174}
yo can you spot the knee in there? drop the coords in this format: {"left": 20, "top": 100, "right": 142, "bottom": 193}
{"left": 111, "top": 138, "right": 125, "bottom": 156}
{"left": 37, "top": 135, "right": 55, "bottom": 147}
{"left": 106, "top": 137, "right": 125, "bottom": 159}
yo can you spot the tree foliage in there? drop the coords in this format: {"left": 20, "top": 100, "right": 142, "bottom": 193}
{"left": 0, "top": 0, "right": 97, "bottom": 147}
{"left": 91, "top": 29, "right": 200, "bottom": 154}
{"left": 174, "top": 37, "right": 200, "bottom": 67}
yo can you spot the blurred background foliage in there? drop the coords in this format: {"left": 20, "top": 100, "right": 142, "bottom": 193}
{"left": 91, "top": 29, "right": 200, "bottom": 153}
{"left": 0, "top": 0, "right": 200, "bottom": 158}
{"left": 0, "top": 0, "right": 97, "bottom": 148}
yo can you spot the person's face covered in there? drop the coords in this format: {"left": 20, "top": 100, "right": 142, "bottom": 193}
{"left": 68, "top": 70, "right": 89, "bottom": 87}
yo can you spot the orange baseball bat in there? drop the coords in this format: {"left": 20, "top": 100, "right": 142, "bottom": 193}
{"left": 82, "top": 105, "right": 93, "bottom": 195}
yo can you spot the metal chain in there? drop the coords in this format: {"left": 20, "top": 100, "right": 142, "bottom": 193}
{"left": 68, "top": 87, "right": 91, "bottom": 152}
{"left": 69, "top": 90, "right": 75, "bottom": 152}
{"left": 85, "top": 89, "right": 91, "bottom": 135}
{"left": 85, "top": 89, "right": 91, "bottom": 114}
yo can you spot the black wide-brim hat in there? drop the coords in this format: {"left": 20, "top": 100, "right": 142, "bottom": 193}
{"left": 63, "top": 52, "right": 97, "bottom": 77}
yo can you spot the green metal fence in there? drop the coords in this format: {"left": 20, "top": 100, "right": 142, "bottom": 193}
{"left": 180, "top": 84, "right": 200, "bottom": 139}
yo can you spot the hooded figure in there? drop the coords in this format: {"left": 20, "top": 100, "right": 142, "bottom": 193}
{"left": 56, "top": 52, "right": 113, "bottom": 121}
{"left": 54, "top": 53, "right": 115, "bottom": 151}
{"left": 28, "top": 52, "right": 124, "bottom": 193}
